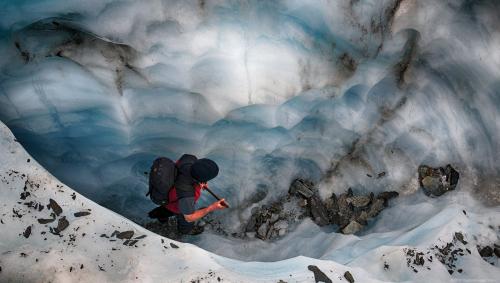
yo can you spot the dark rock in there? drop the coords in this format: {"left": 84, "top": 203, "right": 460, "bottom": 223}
{"left": 289, "top": 179, "right": 314, "bottom": 199}
{"left": 270, "top": 213, "right": 280, "bottom": 223}
{"left": 344, "top": 271, "right": 355, "bottom": 283}
{"left": 134, "top": 235, "right": 147, "bottom": 240}
{"left": 414, "top": 252, "right": 425, "bottom": 266}
{"left": 55, "top": 217, "right": 69, "bottom": 233}
{"left": 307, "top": 265, "right": 332, "bottom": 283}
{"left": 376, "top": 191, "right": 399, "bottom": 206}
{"left": 116, "top": 231, "right": 134, "bottom": 239}
{"left": 309, "top": 196, "right": 330, "bottom": 226}
{"left": 37, "top": 217, "right": 55, "bottom": 224}
{"left": 478, "top": 246, "right": 493, "bottom": 257}
{"left": 74, "top": 211, "right": 91, "bottom": 217}
{"left": 418, "top": 164, "right": 459, "bottom": 197}
{"left": 454, "top": 232, "right": 467, "bottom": 245}
{"left": 257, "top": 221, "right": 269, "bottom": 240}
{"left": 366, "top": 198, "right": 385, "bottom": 218}
{"left": 170, "top": 243, "right": 179, "bottom": 249}
{"left": 20, "top": 192, "right": 30, "bottom": 200}
{"left": 342, "top": 220, "right": 363, "bottom": 234}
{"left": 494, "top": 248, "right": 500, "bottom": 258}
{"left": 377, "top": 172, "right": 386, "bottom": 179}
{"left": 347, "top": 195, "right": 371, "bottom": 208}
{"left": 335, "top": 193, "right": 353, "bottom": 227}
{"left": 48, "top": 199, "right": 63, "bottom": 216}
{"left": 23, "top": 226, "right": 32, "bottom": 238}
{"left": 384, "top": 262, "right": 390, "bottom": 270}
{"left": 123, "top": 239, "right": 138, "bottom": 246}
{"left": 298, "top": 199, "right": 308, "bottom": 207}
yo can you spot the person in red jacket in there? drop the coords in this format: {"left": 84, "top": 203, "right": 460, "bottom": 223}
{"left": 148, "top": 154, "right": 228, "bottom": 234}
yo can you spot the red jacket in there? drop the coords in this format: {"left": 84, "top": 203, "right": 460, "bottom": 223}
{"left": 165, "top": 183, "right": 202, "bottom": 214}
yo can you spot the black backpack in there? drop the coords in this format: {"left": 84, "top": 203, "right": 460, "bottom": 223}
{"left": 146, "top": 157, "right": 177, "bottom": 205}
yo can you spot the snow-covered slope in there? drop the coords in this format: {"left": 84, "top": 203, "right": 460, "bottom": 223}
{"left": 1, "top": 120, "right": 499, "bottom": 282}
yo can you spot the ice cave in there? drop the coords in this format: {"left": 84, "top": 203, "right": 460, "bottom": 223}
{"left": 0, "top": 0, "right": 499, "bottom": 282}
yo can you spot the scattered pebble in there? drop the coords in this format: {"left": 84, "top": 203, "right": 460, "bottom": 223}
{"left": 307, "top": 265, "right": 332, "bottom": 283}
{"left": 23, "top": 225, "right": 31, "bottom": 238}
{"left": 74, "top": 211, "right": 91, "bottom": 217}
{"left": 344, "top": 271, "right": 355, "bottom": 283}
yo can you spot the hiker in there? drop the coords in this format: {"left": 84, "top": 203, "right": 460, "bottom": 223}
{"left": 148, "top": 154, "right": 228, "bottom": 235}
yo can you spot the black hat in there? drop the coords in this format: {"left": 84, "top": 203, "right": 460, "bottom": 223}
{"left": 191, "top": 158, "right": 219, "bottom": 182}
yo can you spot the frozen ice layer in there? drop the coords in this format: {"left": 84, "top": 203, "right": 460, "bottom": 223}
{"left": 0, "top": 0, "right": 499, "bottom": 266}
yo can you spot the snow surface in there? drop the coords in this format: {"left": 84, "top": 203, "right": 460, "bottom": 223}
{"left": 0, "top": 0, "right": 499, "bottom": 281}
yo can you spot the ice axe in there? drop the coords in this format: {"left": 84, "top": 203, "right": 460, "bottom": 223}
{"left": 205, "top": 187, "right": 229, "bottom": 208}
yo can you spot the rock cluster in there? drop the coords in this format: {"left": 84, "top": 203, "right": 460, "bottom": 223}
{"left": 418, "top": 164, "right": 459, "bottom": 197}
{"left": 244, "top": 199, "right": 294, "bottom": 240}
{"left": 324, "top": 187, "right": 399, "bottom": 234}
{"left": 477, "top": 243, "right": 500, "bottom": 263}
{"left": 245, "top": 179, "right": 399, "bottom": 239}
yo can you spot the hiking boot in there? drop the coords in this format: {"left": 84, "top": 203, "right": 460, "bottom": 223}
{"left": 185, "top": 225, "right": 205, "bottom": 236}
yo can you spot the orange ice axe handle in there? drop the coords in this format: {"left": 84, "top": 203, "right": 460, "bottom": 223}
{"left": 205, "top": 188, "right": 229, "bottom": 208}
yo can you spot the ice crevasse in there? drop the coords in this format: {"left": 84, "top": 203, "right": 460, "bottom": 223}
{"left": 0, "top": 0, "right": 499, "bottom": 282}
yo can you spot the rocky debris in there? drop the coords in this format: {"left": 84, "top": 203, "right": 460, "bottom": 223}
{"left": 23, "top": 225, "right": 32, "bottom": 238}
{"left": 309, "top": 195, "right": 329, "bottom": 226}
{"left": 245, "top": 179, "right": 400, "bottom": 239}
{"left": 256, "top": 221, "right": 270, "bottom": 240}
{"left": 342, "top": 220, "right": 363, "bottom": 235}
{"left": 343, "top": 271, "right": 355, "bottom": 283}
{"left": 244, "top": 198, "right": 294, "bottom": 241}
{"left": 454, "top": 232, "right": 467, "bottom": 245}
{"left": 20, "top": 191, "right": 30, "bottom": 200}
{"left": 478, "top": 246, "right": 494, "bottom": 258}
{"left": 347, "top": 195, "right": 371, "bottom": 208}
{"left": 38, "top": 216, "right": 56, "bottom": 224}
{"left": 23, "top": 201, "right": 44, "bottom": 211}
{"left": 383, "top": 262, "right": 390, "bottom": 270}
{"left": 51, "top": 216, "right": 69, "bottom": 234}
{"left": 404, "top": 248, "right": 434, "bottom": 273}
{"left": 170, "top": 243, "right": 179, "bottom": 249}
{"left": 47, "top": 199, "right": 63, "bottom": 216}
{"left": 494, "top": 246, "right": 500, "bottom": 258}
{"left": 307, "top": 265, "right": 332, "bottom": 283}
{"left": 289, "top": 179, "right": 315, "bottom": 198}
{"left": 116, "top": 230, "right": 134, "bottom": 240}
{"left": 333, "top": 189, "right": 398, "bottom": 234}
{"left": 418, "top": 164, "right": 459, "bottom": 197}
{"left": 74, "top": 211, "right": 91, "bottom": 217}
{"left": 430, "top": 232, "right": 472, "bottom": 274}
{"left": 123, "top": 239, "right": 138, "bottom": 246}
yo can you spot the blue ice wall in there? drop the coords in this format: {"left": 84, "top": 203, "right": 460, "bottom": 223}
{"left": 0, "top": 0, "right": 498, "bottom": 226}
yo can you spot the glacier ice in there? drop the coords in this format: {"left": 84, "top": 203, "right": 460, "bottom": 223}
{"left": 0, "top": 0, "right": 499, "bottom": 268}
